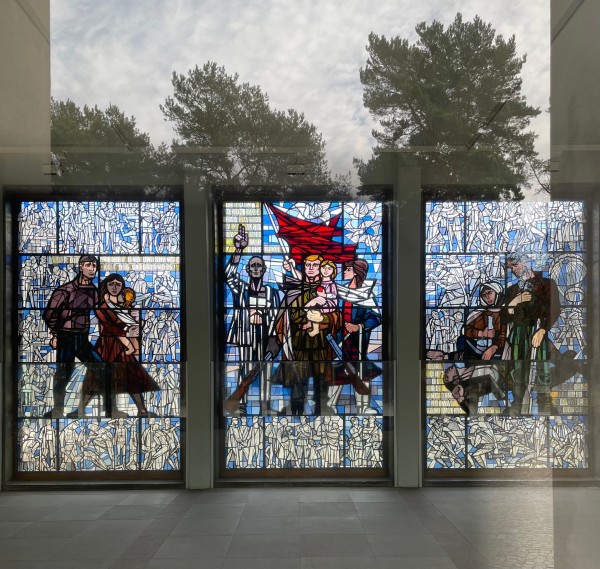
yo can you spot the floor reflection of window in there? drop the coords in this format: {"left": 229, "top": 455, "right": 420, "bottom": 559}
{"left": 15, "top": 199, "right": 182, "bottom": 475}
{"left": 425, "top": 200, "right": 588, "bottom": 471}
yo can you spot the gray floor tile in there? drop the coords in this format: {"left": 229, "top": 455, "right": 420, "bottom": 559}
{"left": 119, "top": 536, "right": 167, "bottom": 559}
{"left": 172, "top": 516, "right": 240, "bottom": 535}
{"left": 300, "top": 516, "right": 364, "bottom": 534}
{"left": 0, "top": 487, "right": 596, "bottom": 569}
{"left": 140, "top": 517, "right": 181, "bottom": 537}
{"left": 297, "top": 490, "right": 353, "bottom": 502}
{"left": 555, "top": 555, "right": 598, "bottom": 569}
{"left": 11, "top": 520, "right": 88, "bottom": 539}
{"left": 227, "top": 534, "right": 301, "bottom": 557}
{"left": 36, "top": 561, "right": 113, "bottom": 569}
{"left": 403, "top": 502, "right": 445, "bottom": 518}
{"left": 354, "top": 501, "right": 409, "bottom": 517}
{"left": 236, "top": 516, "right": 300, "bottom": 534}
{"left": 100, "top": 505, "right": 168, "bottom": 520}
{"left": 118, "top": 492, "right": 178, "bottom": 506}
{"left": 301, "top": 534, "right": 372, "bottom": 557}
{"left": 154, "top": 535, "right": 232, "bottom": 558}
{"left": 300, "top": 502, "right": 357, "bottom": 517}
{"left": 0, "top": 507, "right": 56, "bottom": 522}
{"left": 175, "top": 490, "right": 250, "bottom": 504}
{"left": 0, "top": 562, "right": 38, "bottom": 569}
{"left": 375, "top": 557, "right": 458, "bottom": 569}
{"left": 246, "top": 490, "right": 302, "bottom": 503}
{"left": 64, "top": 493, "right": 128, "bottom": 506}
{"left": 359, "top": 515, "right": 427, "bottom": 534}
{"left": 367, "top": 533, "right": 445, "bottom": 557}
{"left": 48, "top": 538, "right": 134, "bottom": 560}
{"left": 77, "top": 519, "right": 152, "bottom": 539}
{"left": 243, "top": 501, "right": 300, "bottom": 517}
{"left": 0, "top": 537, "right": 70, "bottom": 560}
{"left": 350, "top": 489, "right": 409, "bottom": 503}
{"left": 437, "top": 540, "right": 494, "bottom": 569}
{"left": 40, "top": 505, "right": 112, "bottom": 521}
{"left": 152, "top": 503, "right": 193, "bottom": 518}
{"left": 0, "top": 522, "right": 32, "bottom": 538}
{"left": 108, "top": 560, "right": 149, "bottom": 569}
{"left": 422, "top": 489, "right": 485, "bottom": 504}
{"left": 185, "top": 503, "right": 246, "bottom": 518}
{"left": 223, "top": 558, "right": 301, "bottom": 569}
{"left": 302, "top": 558, "right": 378, "bottom": 569}
{"left": 411, "top": 510, "right": 461, "bottom": 537}
{"left": 147, "top": 559, "right": 223, "bottom": 569}
{"left": 0, "top": 493, "right": 76, "bottom": 508}
{"left": 555, "top": 532, "right": 600, "bottom": 556}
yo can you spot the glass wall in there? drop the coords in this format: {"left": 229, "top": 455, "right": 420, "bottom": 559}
{"left": 3, "top": 0, "right": 599, "bottom": 498}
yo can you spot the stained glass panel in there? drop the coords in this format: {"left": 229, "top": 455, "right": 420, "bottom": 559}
{"left": 18, "top": 202, "right": 57, "bottom": 254}
{"left": 14, "top": 198, "right": 182, "bottom": 475}
{"left": 426, "top": 416, "right": 466, "bottom": 468}
{"left": 425, "top": 202, "right": 464, "bottom": 253}
{"left": 549, "top": 416, "right": 588, "bottom": 468}
{"left": 99, "top": 256, "right": 181, "bottom": 308}
{"left": 58, "top": 202, "right": 141, "bottom": 254}
{"left": 140, "top": 202, "right": 180, "bottom": 254}
{"left": 425, "top": 255, "right": 505, "bottom": 307}
{"left": 226, "top": 417, "right": 264, "bottom": 469}
{"left": 58, "top": 419, "right": 139, "bottom": 471}
{"left": 218, "top": 199, "right": 388, "bottom": 473}
{"left": 424, "top": 200, "right": 588, "bottom": 472}
{"left": 467, "top": 416, "right": 549, "bottom": 468}
{"left": 18, "top": 419, "right": 57, "bottom": 472}
{"left": 140, "top": 418, "right": 180, "bottom": 470}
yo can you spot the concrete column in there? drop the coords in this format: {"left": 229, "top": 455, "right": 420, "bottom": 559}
{"left": 183, "top": 178, "right": 215, "bottom": 488}
{"left": 393, "top": 166, "right": 423, "bottom": 487}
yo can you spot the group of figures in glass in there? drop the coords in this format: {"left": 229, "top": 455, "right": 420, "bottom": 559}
{"left": 16, "top": 201, "right": 181, "bottom": 472}
{"left": 424, "top": 201, "right": 588, "bottom": 469}
{"left": 226, "top": 416, "right": 382, "bottom": 469}
{"left": 221, "top": 201, "right": 385, "bottom": 469}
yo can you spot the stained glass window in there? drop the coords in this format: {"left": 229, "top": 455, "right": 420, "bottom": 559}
{"left": 15, "top": 199, "right": 182, "bottom": 475}
{"left": 217, "top": 199, "right": 388, "bottom": 473}
{"left": 424, "top": 200, "right": 588, "bottom": 472}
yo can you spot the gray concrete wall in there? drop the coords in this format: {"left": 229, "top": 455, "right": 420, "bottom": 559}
{"left": 394, "top": 168, "right": 423, "bottom": 486}
{"left": 184, "top": 179, "right": 214, "bottom": 488}
{"left": 551, "top": 0, "right": 600, "bottom": 480}
{"left": 551, "top": 0, "right": 600, "bottom": 185}
{"left": 1, "top": 0, "right": 51, "bottom": 487}
{"left": 0, "top": 0, "right": 51, "bottom": 188}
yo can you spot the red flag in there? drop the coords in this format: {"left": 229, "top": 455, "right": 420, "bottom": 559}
{"left": 266, "top": 203, "right": 357, "bottom": 264}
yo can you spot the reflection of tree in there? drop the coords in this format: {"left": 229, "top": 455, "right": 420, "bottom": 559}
{"left": 51, "top": 98, "right": 177, "bottom": 185}
{"left": 52, "top": 63, "right": 340, "bottom": 193}
{"left": 355, "top": 14, "right": 543, "bottom": 199}
{"left": 160, "top": 62, "right": 330, "bottom": 187}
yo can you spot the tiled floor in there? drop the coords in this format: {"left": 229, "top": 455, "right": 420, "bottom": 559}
{"left": 0, "top": 486, "right": 598, "bottom": 569}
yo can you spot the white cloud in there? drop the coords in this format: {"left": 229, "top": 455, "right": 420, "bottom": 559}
{"left": 51, "top": 0, "right": 550, "bottom": 179}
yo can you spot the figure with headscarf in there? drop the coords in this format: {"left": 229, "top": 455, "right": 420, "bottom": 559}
{"left": 442, "top": 281, "right": 507, "bottom": 415}
{"left": 325, "top": 258, "right": 381, "bottom": 415}
{"left": 464, "top": 281, "right": 506, "bottom": 361}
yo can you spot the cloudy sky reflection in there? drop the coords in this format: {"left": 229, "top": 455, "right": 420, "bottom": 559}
{"left": 51, "top": 0, "right": 549, "bottom": 178}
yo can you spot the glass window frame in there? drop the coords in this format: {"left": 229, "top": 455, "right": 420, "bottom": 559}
{"left": 211, "top": 186, "right": 395, "bottom": 481}
{"left": 4, "top": 186, "right": 186, "bottom": 482}
{"left": 421, "top": 190, "right": 595, "bottom": 481}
